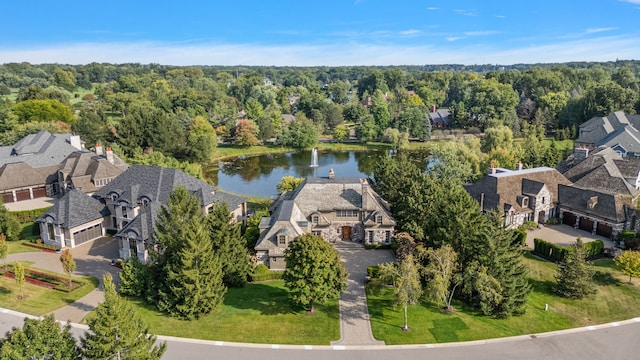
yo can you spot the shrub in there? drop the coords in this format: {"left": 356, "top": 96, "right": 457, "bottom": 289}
{"left": 365, "top": 243, "right": 392, "bottom": 250}
{"left": 11, "top": 207, "right": 51, "bottom": 223}
{"left": 519, "top": 221, "right": 538, "bottom": 231}
{"left": 249, "top": 264, "right": 282, "bottom": 282}
{"left": 367, "top": 266, "right": 380, "bottom": 279}
{"left": 545, "top": 217, "right": 560, "bottom": 225}
{"left": 514, "top": 230, "right": 527, "bottom": 246}
{"left": 533, "top": 238, "right": 603, "bottom": 262}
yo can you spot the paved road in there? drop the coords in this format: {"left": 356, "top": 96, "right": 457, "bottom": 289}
{"left": 331, "top": 242, "right": 394, "bottom": 345}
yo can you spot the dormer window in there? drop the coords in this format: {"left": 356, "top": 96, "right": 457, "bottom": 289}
{"left": 138, "top": 197, "right": 150, "bottom": 209}
{"left": 587, "top": 196, "right": 598, "bottom": 209}
{"left": 312, "top": 215, "right": 319, "bottom": 225}
{"left": 376, "top": 216, "right": 383, "bottom": 225}
{"left": 278, "top": 234, "right": 287, "bottom": 246}
{"left": 110, "top": 193, "right": 118, "bottom": 201}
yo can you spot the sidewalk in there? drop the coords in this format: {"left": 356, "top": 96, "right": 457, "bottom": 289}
{"left": 331, "top": 242, "right": 394, "bottom": 346}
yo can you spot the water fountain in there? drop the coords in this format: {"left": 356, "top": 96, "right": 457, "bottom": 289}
{"left": 310, "top": 148, "right": 319, "bottom": 167}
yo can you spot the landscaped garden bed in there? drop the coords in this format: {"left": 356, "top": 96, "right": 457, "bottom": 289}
{"left": 21, "top": 239, "right": 59, "bottom": 253}
{"left": 0, "top": 265, "right": 83, "bottom": 292}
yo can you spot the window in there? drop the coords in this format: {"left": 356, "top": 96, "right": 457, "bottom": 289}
{"left": 278, "top": 235, "right": 287, "bottom": 246}
{"left": 112, "top": 217, "right": 117, "bottom": 228}
{"left": 336, "top": 210, "right": 358, "bottom": 218}
{"left": 271, "top": 257, "right": 277, "bottom": 263}
{"left": 368, "top": 231, "right": 374, "bottom": 243}
{"left": 542, "top": 197, "right": 546, "bottom": 204}
{"left": 522, "top": 197, "right": 529, "bottom": 208}
{"left": 121, "top": 206, "right": 128, "bottom": 219}
{"left": 48, "top": 223, "right": 55, "bottom": 240}
{"left": 312, "top": 231, "right": 322, "bottom": 236}
{"left": 129, "top": 238, "right": 138, "bottom": 256}
{"left": 376, "top": 216, "right": 383, "bottom": 225}
{"left": 312, "top": 215, "right": 319, "bottom": 224}
{"left": 110, "top": 193, "right": 118, "bottom": 201}
{"left": 385, "top": 231, "right": 391, "bottom": 243}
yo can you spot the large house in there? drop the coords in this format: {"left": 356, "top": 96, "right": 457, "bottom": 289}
{"left": 464, "top": 163, "right": 572, "bottom": 229}
{"left": 557, "top": 146, "right": 640, "bottom": 237}
{"left": 575, "top": 111, "right": 640, "bottom": 157}
{"left": 255, "top": 175, "right": 395, "bottom": 270}
{"left": 36, "top": 165, "right": 247, "bottom": 262}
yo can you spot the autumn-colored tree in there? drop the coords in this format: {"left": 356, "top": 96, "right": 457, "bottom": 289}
{"left": 234, "top": 119, "right": 260, "bottom": 147}
{"left": 614, "top": 250, "right": 640, "bottom": 284}
{"left": 59, "top": 249, "right": 76, "bottom": 287}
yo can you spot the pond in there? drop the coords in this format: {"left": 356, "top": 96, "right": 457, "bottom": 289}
{"left": 205, "top": 149, "right": 427, "bottom": 198}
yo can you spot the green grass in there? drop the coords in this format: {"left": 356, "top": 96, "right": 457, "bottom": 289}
{"left": 0, "top": 266, "right": 99, "bottom": 315}
{"left": 368, "top": 253, "right": 640, "bottom": 344}
{"left": 6, "top": 240, "right": 41, "bottom": 255}
{"left": 122, "top": 280, "right": 340, "bottom": 345}
{"left": 19, "top": 222, "right": 41, "bottom": 242}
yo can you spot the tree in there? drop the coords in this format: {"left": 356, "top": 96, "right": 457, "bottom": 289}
{"left": 554, "top": 238, "right": 596, "bottom": 299}
{"left": 614, "top": 250, "right": 640, "bottom": 284}
{"left": 14, "top": 262, "right": 25, "bottom": 300}
{"left": 59, "top": 249, "right": 76, "bottom": 287}
{"left": 356, "top": 114, "right": 378, "bottom": 142}
{"left": 371, "top": 90, "right": 390, "bottom": 136}
{"left": 0, "top": 199, "right": 20, "bottom": 241}
{"left": 0, "top": 234, "right": 7, "bottom": 270}
{"left": 11, "top": 99, "right": 75, "bottom": 123}
{"left": 277, "top": 115, "right": 319, "bottom": 149}
{"left": 234, "top": 119, "right": 260, "bottom": 147}
{"left": 276, "top": 176, "right": 304, "bottom": 194}
{"left": 332, "top": 124, "right": 349, "bottom": 142}
{"left": 81, "top": 273, "right": 166, "bottom": 360}
{"left": 206, "top": 201, "right": 252, "bottom": 287}
{"left": 374, "top": 255, "right": 422, "bottom": 331}
{"left": 481, "top": 124, "right": 513, "bottom": 153}
{"left": 421, "top": 244, "right": 460, "bottom": 312}
{"left": 118, "top": 256, "right": 149, "bottom": 297}
{"left": 283, "top": 234, "right": 347, "bottom": 312}
{"left": 0, "top": 315, "right": 81, "bottom": 360}
{"left": 152, "top": 187, "right": 226, "bottom": 319}
{"left": 187, "top": 115, "right": 217, "bottom": 163}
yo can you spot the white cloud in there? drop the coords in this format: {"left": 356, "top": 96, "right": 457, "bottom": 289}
{"left": 453, "top": 9, "right": 477, "bottom": 16}
{"left": 585, "top": 27, "right": 617, "bottom": 34}
{"left": 445, "top": 37, "right": 463, "bottom": 42}
{"left": 494, "top": 15, "right": 506, "bottom": 18}
{"left": 463, "top": 30, "right": 499, "bottom": 37}
{"left": 400, "top": 29, "right": 421, "bottom": 36}
{"left": 1, "top": 35, "right": 638, "bottom": 66}
{"left": 427, "top": 7, "right": 439, "bottom": 10}
{"left": 619, "top": 0, "right": 640, "bottom": 4}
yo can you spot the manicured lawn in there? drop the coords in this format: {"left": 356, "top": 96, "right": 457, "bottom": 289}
{"left": 6, "top": 240, "right": 41, "bottom": 255}
{"left": 368, "top": 253, "right": 640, "bottom": 344}
{"left": 123, "top": 280, "right": 340, "bottom": 345}
{"left": 19, "top": 222, "right": 41, "bottom": 242}
{"left": 0, "top": 266, "right": 98, "bottom": 315}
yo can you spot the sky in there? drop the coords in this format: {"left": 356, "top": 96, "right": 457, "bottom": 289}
{"left": 1, "top": 0, "right": 640, "bottom": 66}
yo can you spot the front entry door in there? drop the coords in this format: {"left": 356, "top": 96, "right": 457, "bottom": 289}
{"left": 342, "top": 226, "right": 352, "bottom": 240}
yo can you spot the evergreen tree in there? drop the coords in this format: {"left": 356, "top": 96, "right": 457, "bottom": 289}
{"left": 555, "top": 238, "right": 597, "bottom": 299}
{"left": 118, "top": 256, "right": 150, "bottom": 297}
{"left": 152, "top": 187, "right": 226, "bottom": 319}
{"left": 207, "top": 201, "right": 251, "bottom": 287}
{"left": 0, "top": 315, "right": 81, "bottom": 360}
{"left": 82, "top": 273, "right": 166, "bottom": 360}
{"left": 283, "top": 234, "right": 347, "bottom": 312}
{"left": 0, "top": 199, "right": 20, "bottom": 241}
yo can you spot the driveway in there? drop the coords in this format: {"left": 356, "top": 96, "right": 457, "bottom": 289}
{"left": 6, "top": 236, "right": 120, "bottom": 323}
{"left": 525, "top": 224, "right": 615, "bottom": 249}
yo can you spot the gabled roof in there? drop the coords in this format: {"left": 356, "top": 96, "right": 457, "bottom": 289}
{"left": 36, "top": 189, "right": 107, "bottom": 228}
{"left": 0, "top": 162, "right": 58, "bottom": 191}
{"left": 561, "top": 147, "right": 640, "bottom": 197}
{"left": 94, "top": 164, "right": 216, "bottom": 207}
{"left": 0, "top": 131, "right": 83, "bottom": 168}
{"left": 59, "top": 151, "right": 128, "bottom": 193}
{"left": 115, "top": 202, "right": 161, "bottom": 241}
{"left": 465, "top": 167, "right": 571, "bottom": 213}
{"left": 577, "top": 111, "right": 640, "bottom": 146}
{"left": 558, "top": 184, "right": 629, "bottom": 223}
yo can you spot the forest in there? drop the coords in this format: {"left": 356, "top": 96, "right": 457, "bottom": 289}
{"left": 1, "top": 60, "right": 639, "bottom": 181}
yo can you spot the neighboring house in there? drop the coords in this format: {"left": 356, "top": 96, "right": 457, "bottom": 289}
{"left": 0, "top": 131, "right": 84, "bottom": 204}
{"left": 56, "top": 144, "right": 128, "bottom": 195}
{"left": 429, "top": 106, "right": 450, "bottom": 128}
{"left": 557, "top": 146, "right": 640, "bottom": 237}
{"left": 464, "top": 163, "right": 572, "bottom": 229}
{"left": 36, "top": 165, "right": 247, "bottom": 261}
{"left": 255, "top": 175, "right": 395, "bottom": 270}
{"left": 575, "top": 111, "right": 640, "bottom": 157}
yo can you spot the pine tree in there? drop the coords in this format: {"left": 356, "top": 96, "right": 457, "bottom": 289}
{"left": 81, "top": 273, "right": 166, "bottom": 360}
{"left": 555, "top": 238, "right": 597, "bottom": 299}
{"left": 152, "top": 187, "right": 226, "bottom": 319}
{"left": 283, "top": 234, "right": 347, "bottom": 312}
{"left": 0, "top": 199, "right": 20, "bottom": 241}
{"left": 0, "top": 315, "right": 80, "bottom": 360}
{"left": 206, "top": 201, "right": 251, "bottom": 287}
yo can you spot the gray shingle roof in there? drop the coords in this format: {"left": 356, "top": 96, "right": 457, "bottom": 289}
{"left": 0, "top": 163, "right": 58, "bottom": 191}
{"left": 36, "top": 189, "right": 107, "bottom": 228}
{"left": 59, "top": 151, "right": 128, "bottom": 193}
{"left": 0, "top": 131, "right": 83, "bottom": 168}
{"left": 212, "top": 191, "right": 247, "bottom": 210}
{"left": 115, "top": 202, "right": 160, "bottom": 240}
{"left": 558, "top": 184, "right": 629, "bottom": 223}
{"left": 577, "top": 112, "right": 640, "bottom": 146}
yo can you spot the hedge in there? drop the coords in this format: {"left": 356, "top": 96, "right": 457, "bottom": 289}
{"left": 10, "top": 207, "right": 51, "bottom": 223}
{"left": 249, "top": 264, "right": 283, "bottom": 282}
{"left": 365, "top": 243, "right": 392, "bottom": 250}
{"left": 533, "top": 238, "right": 604, "bottom": 262}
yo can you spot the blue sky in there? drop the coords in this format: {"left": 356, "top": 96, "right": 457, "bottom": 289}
{"left": 1, "top": 0, "right": 640, "bottom": 65}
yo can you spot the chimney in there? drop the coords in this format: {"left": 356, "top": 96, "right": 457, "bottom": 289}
{"left": 69, "top": 134, "right": 82, "bottom": 150}
{"left": 328, "top": 168, "right": 335, "bottom": 180}
{"left": 574, "top": 147, "right": 589, "bottom": 163}
{"left": 95, "top": 143, "right": 103, "bottom": 156}
{"left": 361, "top": 179, "right": 370, "bottom": 210}
{"left": 105, "top": 147, "right": 114, "bottom": 164}
{"left": 488, "top": 160, "right": 496, "bottom": 175}
{"left": 516, "top": 160, "right": 523, "bottom": 171}
{"left": 431, "top": 104, "right": 436, "bottom": 113}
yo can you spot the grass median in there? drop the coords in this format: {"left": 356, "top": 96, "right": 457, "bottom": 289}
{"left": 368, "top": 253, "right": 640, "bottom": 344}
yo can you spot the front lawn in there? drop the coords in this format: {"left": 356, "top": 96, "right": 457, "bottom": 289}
{"left": 368, "top": 253, "right": 640, "bottom": 344}
{"left": 123, "top": 280, "right": 340, "bottom": 345}
{"left": 0, "top": 266, "right": 98, "bottom": 315}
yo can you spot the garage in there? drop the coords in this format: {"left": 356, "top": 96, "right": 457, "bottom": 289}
{"left": 579, "top": 217, "right": 594, "bottom": 233}
{"left": 2, "top": 192, "right": 13, "bottom": 203}
{"left": 32, "top": 187, "right": 47, "bottom": 198}
{"left": 596, "top": 222, "right": 613, "bottom": 238}
{"left": 72, "top": 223, "right": 102, "bottom": 247}
{"left": 562, "top": 212, "right": 577, "bottom": 226}
{"left": 15, "top": 189, "right": 31, "bottom": 201}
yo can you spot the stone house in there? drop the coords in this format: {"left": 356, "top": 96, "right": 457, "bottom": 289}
{"left": 464, "top": 163, "right": 572, "bottom": 229}
{"left": 255, "top": 176, "right": 395, "bottom": 270}
{"left": 36, "top": 165, "right": 247, "bottom": 260}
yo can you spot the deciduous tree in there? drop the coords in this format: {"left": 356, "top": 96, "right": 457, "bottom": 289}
{"left": 0, "top": 200, "right": 22, "bottom": 242}
{"left": 276, "top": 176, "right": 304, "bottom": 194}
{"left": 373, "top": 255, "right": 422, "bottom": 331}
{"left": 614, "top": 250, "right": 640, "bottom": 284}
{"left": 59, "top": 249, "right": 76, "bottom": 287}
{"left": 81, "top": 273, "right": 166, "bottom": 359}
{"left": 0, "top": 234, "right": 7, "bottom": 269}
{"left": 14, "top": 262, "right": 25, "bottom": 300}
{"left": 421, "top": 244, "right": 460, "bottom": 311}
{"left": 283, "top": 234, "right": 347, "bottom": 312}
